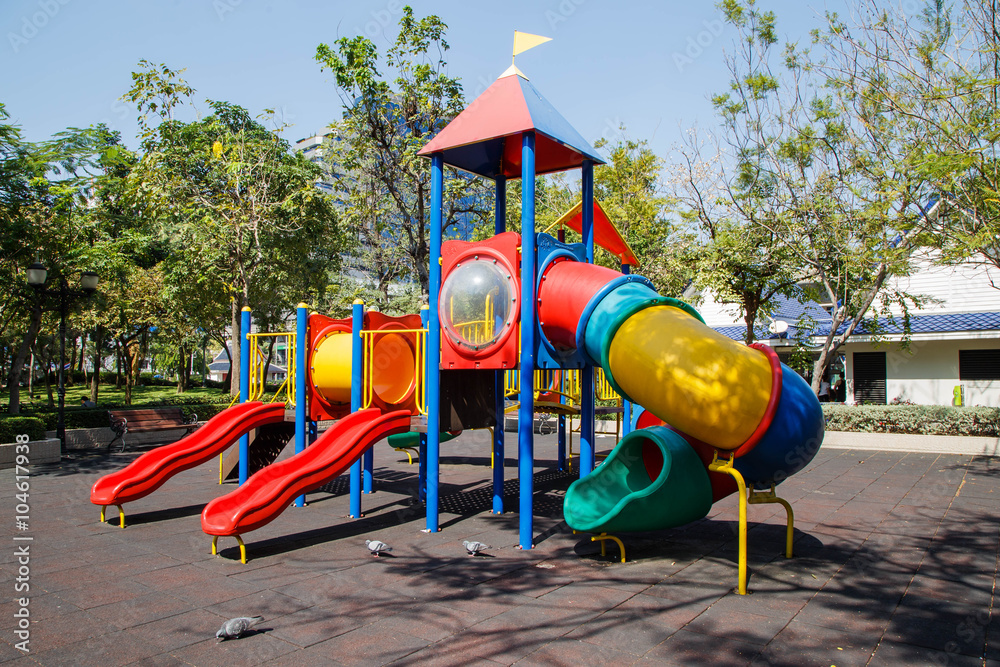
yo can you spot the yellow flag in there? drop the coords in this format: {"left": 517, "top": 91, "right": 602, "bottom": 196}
{"left": 513, "top": 31, "right": 551, "bottom": 59}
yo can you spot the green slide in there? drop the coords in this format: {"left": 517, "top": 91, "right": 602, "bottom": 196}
{"left": 386, "top": 430, "right": 459, "bottom": 450}
{"left": 564, "top": 426, "right": 713, "bottom": 533}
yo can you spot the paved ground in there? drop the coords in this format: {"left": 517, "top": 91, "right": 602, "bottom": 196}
{"left": 0, "top": 429, "right": 997, "bottom": 666}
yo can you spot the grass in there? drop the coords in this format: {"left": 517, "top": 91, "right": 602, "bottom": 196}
{"left": 2, "top": 382, "right": 231, "bottom": 410}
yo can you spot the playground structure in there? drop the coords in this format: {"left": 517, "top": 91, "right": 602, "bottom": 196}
{"left": 90, "top": 52, "right": 824, "bottom": 594}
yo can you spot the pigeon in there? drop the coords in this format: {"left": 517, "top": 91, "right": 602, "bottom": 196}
{"left": 216, "top": 615, "right": 262, "bottom": 641}
{"left": 462, "top": 540, "right": 490, "bottom": 556}
{"left": 365, "top": 539, "right": 392, "bottom": 557}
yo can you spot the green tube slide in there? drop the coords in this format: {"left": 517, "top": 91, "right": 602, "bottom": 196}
{"left": 564, "top": 426, "right": 713, "bottom": 533}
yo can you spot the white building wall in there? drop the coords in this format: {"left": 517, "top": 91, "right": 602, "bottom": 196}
{"left": 845, "top": 337, "right": 1000, "bottom": 407}
{"left": 889, "top": 252, "right": 1000, "bottom": 315}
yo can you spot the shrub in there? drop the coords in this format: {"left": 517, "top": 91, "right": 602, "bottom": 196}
{"left": 822, "top": 404, "right": 1000, "bottom": 437}
{"left": 0, "top": 417, "right": 47, "bottom": 444}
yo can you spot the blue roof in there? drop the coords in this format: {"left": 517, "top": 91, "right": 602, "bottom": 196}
{"left": 813, "top": 311, "right": 1000, "bottom": 337}
{"left": 714, "top": 309, "right": 1000, "bottom": 341}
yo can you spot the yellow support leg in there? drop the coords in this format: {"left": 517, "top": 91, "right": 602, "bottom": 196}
{"left": 591, "top": 533, "right": 626, "bottom": 563}
{"left": 487, "top": 426, "right": 494, "bottom": 469}
{"left": 211, "top": 535, "right": 248, "bottom": 564}
{"left": 99, "top": 505, "right": 105, "bottom": 523}
{"left": 116, "top": 505, "right": 125, "bottom": 529}
{"left": 236, "top": 535, "right": 247, "bottom": 564}
{"left": 749, "top": 484, "right": 795, "bottom": 559}
{"left": 394, "top": 448, "right": 414, "bottom": 465}
{"left": 708, "top": 453, "right": 748, "bottom": 595}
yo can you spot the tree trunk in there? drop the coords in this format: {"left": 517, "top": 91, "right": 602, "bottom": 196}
{"left": 5, "top": 305, "right": 43, "bottom": 415}
{"left": 119, "top": 337, "right": 140, "bottom": 406}
{"left": 176, "top": 343, "right": 188, "bottom": 394}
{"left": 77, "top": 335, "right": 86, "bottom": 374}
{"left": 230, "top": 299, "right": 241, "bottom": 396}
{"left": 264, "top": 337, "right": 276, "bottom": 391}
{"left": 115, "top": 342, "right": 123, "bottom": 389}
{"left": 90, "top": 326, "right": 103, "bottom": 404}
{"left": 35, "top": 343, "right": 54, "bottom": 409}
{"left": 67, "top": 334, "right": 77, "bottom": 386}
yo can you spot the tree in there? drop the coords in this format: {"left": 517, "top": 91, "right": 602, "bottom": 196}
{"left": 682, "top": 0, "right": 932, "bottom": 394}
{"left": 671, "top": 130, "right": 801, "bottom": 345}
{"left": 124, "top": 62, "right": 342, "bottom": 394}
{"left": 315, "top": 6, "right": 491, "bottom": 311}
{"left": 818, "top": 1, "right": 1000, "bottom": 279}
{"left": 1, "top": 113, "right": 110, "bottom": 413}
{"left": 592, "top": 134, "right": 697, "bottom": 297}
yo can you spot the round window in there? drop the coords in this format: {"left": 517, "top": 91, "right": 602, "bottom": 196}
{"left": 439, "top": 259, "right": 516, "bottom": 352}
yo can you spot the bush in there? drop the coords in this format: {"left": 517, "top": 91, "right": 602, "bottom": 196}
{"left": 0, "top": 417, "right": 47, "bottom": 444}
{"left": 822, "top": 404, "right": 1000, "bottom": 437}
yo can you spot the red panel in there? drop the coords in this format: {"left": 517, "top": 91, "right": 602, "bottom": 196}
{"left": 364, "top": 312, "right": 422, "bottom": 414}
{"left": 557, "top": 200, "right": 639, "bottom": 267}
{"left": 440, "top": 232, "right": 521, "bottom": 370}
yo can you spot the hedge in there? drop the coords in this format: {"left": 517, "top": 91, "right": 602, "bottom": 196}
{"left": 823, "top": 404, "right": 1000, "bottom": 437}
{"left": 0, "top": 417, "right": 47, "bottom": 444}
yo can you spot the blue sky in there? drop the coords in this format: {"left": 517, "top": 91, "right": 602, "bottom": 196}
{"left": 1, "top": 0, "right": 853, "bottom": 160}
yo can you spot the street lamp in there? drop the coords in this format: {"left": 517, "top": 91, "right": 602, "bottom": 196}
{"left": 26, "top": 262, "right": 99, "bottom": 452}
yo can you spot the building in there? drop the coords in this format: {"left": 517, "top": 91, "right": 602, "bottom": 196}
{"left": 206, "top": 350, "right": 288, "bottom": 385}
{"left": 694, "top": 252, "right": 1000, "bottom": 407}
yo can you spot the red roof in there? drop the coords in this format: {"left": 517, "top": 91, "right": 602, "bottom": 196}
{"left": 418, "top": 73, "right": 604, "bottom": 179}
{"left": 550, "top": 200, "right": 639, "bottom": 267}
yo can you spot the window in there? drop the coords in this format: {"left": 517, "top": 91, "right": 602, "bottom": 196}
{"left": 959, "top": 349, "right": 1000, "bottom": 381}
{"left": 853, "top": 352, "right": 886, "bottom": 404}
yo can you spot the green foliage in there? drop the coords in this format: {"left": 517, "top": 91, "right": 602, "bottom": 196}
{"left": 823, "top": 404, "right": 1000, "bottom": 437}
{"left": 315, "top": 6, "right": 491, "bottom": 311}
{"left": 0, "top": 417, "right": 46, "bottom": 443}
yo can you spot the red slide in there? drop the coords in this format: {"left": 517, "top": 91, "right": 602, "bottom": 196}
{"left": 201, "top": 408, "right": 412, "bottom": 537}
{"left": 90, "top": 402, "right": 287, "bottom": 508}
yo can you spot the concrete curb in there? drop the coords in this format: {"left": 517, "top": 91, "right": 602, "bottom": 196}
{"left": 822, "top": 430, "right": 1000, "bottom": 456}
{"left": 0, "top": 438, "right": 60, "bottom": 467}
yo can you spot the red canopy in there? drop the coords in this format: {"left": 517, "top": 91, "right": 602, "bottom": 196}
{"left": 549, "top": 200, "right": 639, "bottom": 268}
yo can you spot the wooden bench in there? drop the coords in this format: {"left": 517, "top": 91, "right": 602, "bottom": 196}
{"left": 107, "top": 407, "right": 199, "bottom": 452}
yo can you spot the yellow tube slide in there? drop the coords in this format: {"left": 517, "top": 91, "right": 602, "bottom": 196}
{"left": 607, "top": 305, "right": 773, "bottom": 450}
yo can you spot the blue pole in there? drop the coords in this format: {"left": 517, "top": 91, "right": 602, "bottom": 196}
{"left": 349, "top": 299, "right": 364, "bottom": 518}
{"left": 518, "top": 132, "right": 536, "bottom": 549}
{"left": 493, "top": 176, "right": 506, "bottom": 514}
{"left": 579, "top": 160, "right": 596, "bottom": 477}
{"left": 238, "top": 306, "right": 252, "bottom": 485}
{"left": 426, "top": 153, "right": 444, "bottom": 532}
{"left": 620, "top": 264, "right": 633, "bottom": 436}
{"left": 556, "top": 227, "right": 566, "bottom": 472}
{"left": 294, "top": 303, "right": 308, "bottom": 507}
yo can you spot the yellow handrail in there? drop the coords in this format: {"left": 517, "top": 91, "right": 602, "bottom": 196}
{"left": 246, "top": 332, "right": 296, "bottom": 406}
{"left": 360, "top": 328, "right": 428, "bottom": 415}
